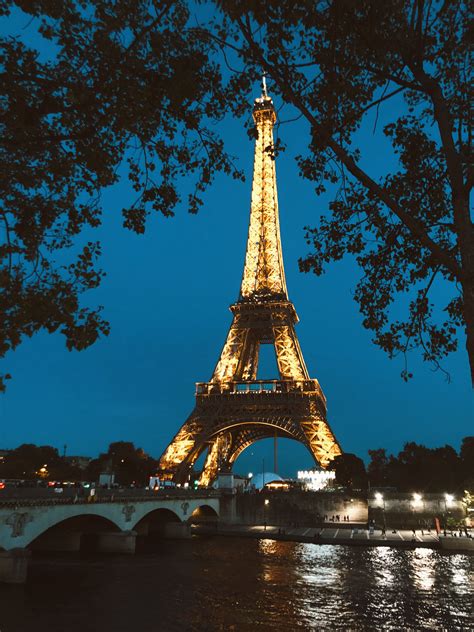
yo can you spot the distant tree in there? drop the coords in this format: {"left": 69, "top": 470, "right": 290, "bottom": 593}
{"left": 0, "top": 443, "right": 61, "bottom": 478}
{"left": 0, "top": 1, "right": 242, "bottom": 390}
{"left": 367, "top": 448, "right": 390, "bottom": 487}
{"left": 426, "top": 445, "right": 461, "bottom": 492}
{"left": 108, "top": 441, "right": 137, "bottom": 463}
{"left": 84, "top": 457, "right": 104, "bottom": 484}
{"left": 369, "top": 440, "right": 466, "bottom": 492}
{"left": 85, "top": 441, "right": 158, "bottom": 486}
{"left": 0, "top": 441, "right": 160, "bottom": 484}
{"left": 328, "top": 453, "right": 367, "bottom": 489}
{"left": 216, "top": 1, "right": 473, "bottom": 383}
{"left": 460, "top": 436, "right": 474, "bottom": 488}
{"left": 48, "top": 460, "right": 83, "bottom": 482}
{"left": 391, "top": 442, "right": 432, "bottom": 491}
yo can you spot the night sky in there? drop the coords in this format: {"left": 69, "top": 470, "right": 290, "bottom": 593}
{"left": 1, "top": 14, "right": 472, "bottom": 479}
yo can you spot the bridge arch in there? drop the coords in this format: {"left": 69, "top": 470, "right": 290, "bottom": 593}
{"left": 29, "top": 514, "right": 121, "bottom": 551}
{"left": 189, "top": 504, "right": 218, "bottom": 524}
{"left": 132, "top": 507, "right": 181, "bottom": 536}
{"left": 0, "top": 504, "right": 127, "bottom": 550}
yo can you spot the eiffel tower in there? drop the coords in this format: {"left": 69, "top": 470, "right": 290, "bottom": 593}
{"left": 159, "top": 80, "right": 342, "bottom": 486}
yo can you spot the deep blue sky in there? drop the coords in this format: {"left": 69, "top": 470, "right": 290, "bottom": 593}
{"left": 1, "top": 11, "right": 472, "bottom": 478}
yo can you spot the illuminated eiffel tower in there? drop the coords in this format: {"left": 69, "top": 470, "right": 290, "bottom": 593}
{"left": 159, "top": 80, "right": 342, "bottom": 486}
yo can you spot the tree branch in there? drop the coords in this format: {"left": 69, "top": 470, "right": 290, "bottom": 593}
{"left": 235, "top": 17, "right": 463, "bottom": 281}
{"left": 125, "top": 1, "right": 172, "bottom": 56}
{"left": 406, "top": 64, "right": 465, "bottom": 200}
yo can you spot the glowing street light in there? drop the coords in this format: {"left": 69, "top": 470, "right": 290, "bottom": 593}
{"left": 375, "top": 492, "right": 386, "bottom": 530}
{"left": 263, "top": 498, "right": 269, "bottom": 531}
{"left": 443, "top": 493, "right": 455, "bottom": 528}
{"left": 412, "top": 493, "right": 424, "bottom": 527}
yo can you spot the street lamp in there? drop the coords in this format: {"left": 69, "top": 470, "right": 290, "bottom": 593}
{"left": 444, "top": 493, "right": 454, "bottom": 529}
{"left": 412, "top": 493, "right": 424, "bottom": 529}
{"left": 375, "top": 492, "right": 386, "bottom": 531}
{"left": 264, "top": 498, "right": 269, "bottom": 531}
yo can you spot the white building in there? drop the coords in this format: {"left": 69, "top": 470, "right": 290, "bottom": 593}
{"left": 297, "top": 469, "right": 335, "bottom": 491}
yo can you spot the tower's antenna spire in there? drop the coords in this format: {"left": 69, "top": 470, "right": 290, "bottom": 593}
{"left": 262, "top": 74, "right": 268, "bottom": 97}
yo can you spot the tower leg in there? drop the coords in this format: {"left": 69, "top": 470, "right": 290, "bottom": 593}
{"left": 274, "top": 430, "right": 278, "bottom": 474}
{"left": 300, "top": 407, "right": 342, "bottom": 468}
{"left": 198, "top": 432, "right": 233, "bottom": 487}
{"left": 158, "top": 412, "right": 205, "bottom": 482}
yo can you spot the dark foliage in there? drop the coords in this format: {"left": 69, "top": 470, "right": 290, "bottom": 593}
{"left": 215, "top": 0, "right": 473, "bottom": 383}
{"left": 2, "top": 1, "right": 472, "bottom": 388}
{"left": 86, "top": 440, "right": 158, "bottom": 486}
{"left": 0, "top": 443, "right": 81, "bottom": 480}
{"left": 328, "top": 452, "right": 368, "bottom": 489}
{"left": 0, "top": 1, "right": 243, "bottom": 390}
{"left": 368, "top": 436, "right": 474, "bottom": 492}
{"left": 0, "top": 440, "right": 158, "bottom": 486}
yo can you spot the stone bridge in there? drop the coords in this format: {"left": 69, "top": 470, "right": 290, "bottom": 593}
{"left": 0, "top": 491, "right": 223, "bottom": 583}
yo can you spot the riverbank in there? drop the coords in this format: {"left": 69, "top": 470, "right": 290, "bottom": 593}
{"left": 193, "top": 523, "right": 474, "bottom": 551}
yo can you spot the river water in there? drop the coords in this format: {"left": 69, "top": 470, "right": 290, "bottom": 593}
{"left": 0, "top": 537, "right": 472, "bottom": 631}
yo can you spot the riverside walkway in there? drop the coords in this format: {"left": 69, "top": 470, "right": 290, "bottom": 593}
{"left": 194, "top": 523, "right": 473, "bottom": 551}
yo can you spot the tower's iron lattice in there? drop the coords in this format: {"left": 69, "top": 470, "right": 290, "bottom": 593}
{"left": 159, "top": 85, "right": 342, "bottom": 486}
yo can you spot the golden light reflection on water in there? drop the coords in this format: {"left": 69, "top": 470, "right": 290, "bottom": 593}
{"left": 294, "top": 543, "right": 342, "bottom": 588}
{"left": 411, "top": 548, "right": 436, "bottom": 591}
{"left": 447, "top": 554, "right": 472, "bottom": 594}
{"left": 258, "top": 538, "right": 297, "bottom": 584}
{"left": 370, "top": 546, "right": 396, "bottom": 588}
{"left": 258, "top": 538, "right": 280, "bottom": 555}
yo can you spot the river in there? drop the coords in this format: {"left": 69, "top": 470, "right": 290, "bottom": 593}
{"left": 0, "top": 537, "right": 472, "bottom": 631}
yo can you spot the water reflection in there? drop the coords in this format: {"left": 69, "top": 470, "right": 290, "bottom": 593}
{"left": 411, "top": 548, "right": 435, "bottom": 591}
{"left": 257, "top": 542, "right": 473, "bottom": 631}
{"left": 370, "top": 546, "right": 396, "bottom": 588}
{"left": 446, "top": 554, "right": 472, "bottom": 593}
{"left": 295, "top": 543, "right": 342, "bottom": 587}
{"left": 1, "top": 539, "right": 472, "bottom": 631}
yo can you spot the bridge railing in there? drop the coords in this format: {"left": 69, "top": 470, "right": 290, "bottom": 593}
{"left": 0, "top": 488, "right": 221, "bottom": 508}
